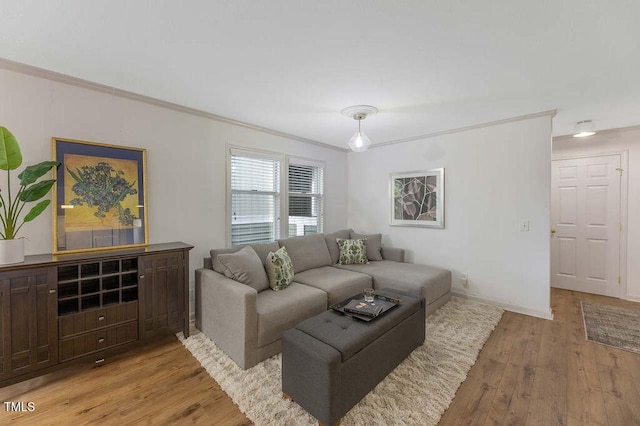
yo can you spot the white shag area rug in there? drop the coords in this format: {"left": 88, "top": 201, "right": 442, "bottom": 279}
{"left": 178, "top": 297, "right": 503, "bottom": 425}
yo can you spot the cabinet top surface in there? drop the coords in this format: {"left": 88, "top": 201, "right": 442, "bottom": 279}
{"left": 0, "top": 242, "right": 194, "bottom": 271}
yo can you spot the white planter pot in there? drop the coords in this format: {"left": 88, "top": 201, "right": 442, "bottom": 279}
{"left": 0, "top": 238, "right": 25, "bottom": 265}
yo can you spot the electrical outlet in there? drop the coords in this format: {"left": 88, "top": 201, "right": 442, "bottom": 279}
{"left": 520, "top": 220, "right": 530, "bottom": 232}
{"left": 460, "top": 273, "right": 468, "bottom": 286}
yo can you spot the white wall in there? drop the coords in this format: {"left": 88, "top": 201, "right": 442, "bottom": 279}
{"left": 553, "top": 127, "right": 640, "bottom": 301}
{"left": 0, "top": 67, "right": 349, "bottom": 316}
{"left": 347, "top": 116, "right": 553, "bottom": 318}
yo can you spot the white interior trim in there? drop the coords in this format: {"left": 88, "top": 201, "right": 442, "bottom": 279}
{"left": 0, "top": 56, "right": 348, "bottom": 153}
{"left": 551, "top": 150, "right": 629, "bottom": 299}
{"left": 370, "top": 109, "right": 558, "bottom": 149}
{"left": 452, "top": 289, "right": 554, "bottom": 320}
{"left": 1, "top": 57, "right": 562, "bottom": 154}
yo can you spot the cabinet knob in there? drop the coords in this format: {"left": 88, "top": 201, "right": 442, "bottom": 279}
{"left": 98, "top": 338, "right": 105, "bottom": 343}
{"left": 139, "top": 275, "right": 145, "bottom": 279}
{"left": 49, "top": 289, "right": 56, "bottom": 294}
{"left": 98, "top": 316, "right": 105, "bottom": 321}
{"left": 95, "top": 358, "right": 105, "bottom": 365}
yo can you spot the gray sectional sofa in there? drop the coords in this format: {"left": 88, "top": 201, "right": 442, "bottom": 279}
{"left": 195, "top": 229, "right": 451, "bottom": 369}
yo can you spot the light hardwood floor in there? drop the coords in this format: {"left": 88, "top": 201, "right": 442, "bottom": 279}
{"left": 440, "top": 288, "right": 640, "bottom": 426}
{"left": 2, "top": 288, "right": 639, "bottom": 425}
{"left": 0, "top": 336, "right": 251, "bottom": 425}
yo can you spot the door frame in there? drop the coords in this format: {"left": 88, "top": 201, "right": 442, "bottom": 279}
{"left": 551, "top": 150, "right": 629, "bottom": 299}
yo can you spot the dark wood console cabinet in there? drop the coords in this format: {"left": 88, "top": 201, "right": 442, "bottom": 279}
{"left": 0, "top": 242, "right": 192, "bottom": 387}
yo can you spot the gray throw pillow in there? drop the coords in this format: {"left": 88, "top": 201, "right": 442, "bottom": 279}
{"left": 217, "top": 246, "right": 269, "bottom": 292}
{"left": 210, "top": 247, "right": 242, "bottom": 274}
{"left": 351, "top": 232, "right": 383, "bottom": 261}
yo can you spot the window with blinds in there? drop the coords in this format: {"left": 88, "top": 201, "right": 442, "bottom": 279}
{"left": 230, "top": 153, "right": 281, "bottom": 245}
{"left": 288, "top": 161, "right": 324, "bottom": 237}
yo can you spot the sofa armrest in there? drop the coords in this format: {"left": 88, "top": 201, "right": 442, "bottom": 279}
{"left": 381, "top": 247, "right": 405, "bottom": 262}
{"left": 195, "top": 268, "right": 258, "bottom": 369}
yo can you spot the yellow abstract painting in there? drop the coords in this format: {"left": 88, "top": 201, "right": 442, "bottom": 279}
{"left": 64, "top": 154, "right": 140, "bottom": 231}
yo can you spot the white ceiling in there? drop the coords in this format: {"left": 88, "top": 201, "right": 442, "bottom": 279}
{"left": 1, "top": 1, "right": 639, "bottom": 148}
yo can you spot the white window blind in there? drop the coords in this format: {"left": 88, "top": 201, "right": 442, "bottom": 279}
{"left": 288, "top": 160, "right": 324, "bottom": 237}
{"left": 230, "top": 153, "right": 280, "bottom": 245}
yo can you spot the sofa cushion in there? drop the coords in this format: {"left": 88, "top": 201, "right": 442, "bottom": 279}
{"left": 351, "top": 232, "right": 383, "bottom": 261}
{"left": 250, "top": 242, "right": 282, "bottom": 265}
{"left": 293, "top": 266, "right": 372, "bottom": 307}
{"left": 265, "top": 247, "right": 295, "bottom": 291}
{"left": 217, "top": 246, "right": 270, "bottom": 292}
{"left": 210, "top": 241, "right": 279, "bottom": 274}
{"left": 277, "top": 234, "right": 332, "bottom": 274}
{"left": 334, "top": 260, "right": 451, "bottom": 305}
{"left": 256, "top": 283, "right": 326, "bottom": 347}
{"left": 325, "top": 229, "right": 353, "bottom": 264}
{"left": 337, "top": 238, "right": 369, "bottom": 265}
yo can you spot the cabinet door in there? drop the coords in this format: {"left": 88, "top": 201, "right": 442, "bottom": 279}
{"left": 0, "top": 267, "right": 58, "bottom": 379}
{"left": 139, "top": 252, "right": 185, "bottom": 338}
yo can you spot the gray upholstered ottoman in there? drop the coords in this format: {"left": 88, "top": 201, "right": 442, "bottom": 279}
{"left": 282, "top": 288, "right": 425, "bottom": 425}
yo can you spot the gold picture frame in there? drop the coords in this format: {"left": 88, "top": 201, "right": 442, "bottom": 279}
{"left": 52, "top": 138, "right": 149, "bottom": 254}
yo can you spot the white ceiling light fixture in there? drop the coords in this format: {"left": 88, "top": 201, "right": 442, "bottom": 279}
{"left": 341, "top": 105, "right": 378, "bottom": 152}
{"left": 573, "top": 120, "right": 596, "bottom": 138}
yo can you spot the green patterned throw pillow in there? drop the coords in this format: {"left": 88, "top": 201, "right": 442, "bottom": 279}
{"left": 266, "top": 247, "right": 295, "bottom": 291}
{"left": 337, "top": 238, "right": 369, "bottom": 265}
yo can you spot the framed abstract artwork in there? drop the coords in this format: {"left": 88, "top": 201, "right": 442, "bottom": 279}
{"left": 390, "top": 168, "right": 445, "bottom": 228}
{"left": 52, "top": 138, "right": 148, "bottom": 254}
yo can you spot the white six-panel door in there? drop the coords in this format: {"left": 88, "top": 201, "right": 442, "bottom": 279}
{"left": 551, "top": 155, "right": 621, "bottom": 297}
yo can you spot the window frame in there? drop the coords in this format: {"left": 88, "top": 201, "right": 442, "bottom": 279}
{"left": 285, "top": 156, "right": 326, "bottom": 237}
{"left": 225, "top": 146, "right": 326, "bottom": 246}
{"left": 226, "top": 146, "right": 286, "bottom": 246}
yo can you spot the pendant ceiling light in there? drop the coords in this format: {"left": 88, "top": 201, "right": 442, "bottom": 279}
{"left": 573, "top": 120, "right": 596, "bottom": 138}
{"left": 341, "top": 105, "right": 378, "bottom": 152}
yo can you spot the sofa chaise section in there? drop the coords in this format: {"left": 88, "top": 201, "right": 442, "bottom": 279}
{"left": 335, "top": 260, "right": 451, "bottom": 315}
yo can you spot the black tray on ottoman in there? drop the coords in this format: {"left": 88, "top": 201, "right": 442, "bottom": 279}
{"left": 282, "top": 288, "right": 425, "bottom": 425}
{"left": 331, "top": 292, "right": 400, "bottom": 321}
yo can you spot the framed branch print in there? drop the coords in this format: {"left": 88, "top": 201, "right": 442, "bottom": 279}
{"left": 52, "top": 138, "right": 148, "bottom": 254}
{"left": 390, "top": 168, "right": 444, "bottom": 228}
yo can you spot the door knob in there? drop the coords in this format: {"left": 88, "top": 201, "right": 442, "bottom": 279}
{"left": 550, "top": 228, "right": 557, "bottom": 234}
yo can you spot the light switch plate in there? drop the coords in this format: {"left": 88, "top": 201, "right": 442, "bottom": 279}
{"left": 520, "top": 220, "right": 530, "bottom": 232}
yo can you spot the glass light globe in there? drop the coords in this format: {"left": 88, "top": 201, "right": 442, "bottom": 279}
{"left": 348, "top": 130, "right": 372, "bottom": 152}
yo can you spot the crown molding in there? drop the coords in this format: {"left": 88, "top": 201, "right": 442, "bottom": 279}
{"left": 0, "top": 57, "right": 349, "bottom": 153}
{"left": 1, "top": 57, "right": 563, "bottom": 154}
{"left": 369, "top": 109, "right": 558, "bottom": 149}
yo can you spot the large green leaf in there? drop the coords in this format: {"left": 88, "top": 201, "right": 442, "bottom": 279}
{"left": 18, "top": 161, "right": 60, "bottom": 186}
{"left": 23, "top": 199, "right": 51, "bottom": 222}
{"left": 19, "top": 179, "right": 55, "bottom": 202}
{"left": 0, "top": 126, "right": 23, "bottom": 171}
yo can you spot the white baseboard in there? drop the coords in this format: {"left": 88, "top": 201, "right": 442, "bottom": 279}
{"left": 451, "top": 290, "right": 554, "bottom": 320}
{"left": 625, "top": 294, "right": 640, "bottom": 303}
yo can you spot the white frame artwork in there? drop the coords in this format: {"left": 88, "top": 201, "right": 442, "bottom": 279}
{"left": 390, "top": 168, "right": 445, "bottom": 228}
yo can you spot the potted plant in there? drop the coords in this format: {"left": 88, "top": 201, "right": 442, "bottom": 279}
{"left": 0, "top": 127, "right": 60, "bottom": 264}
